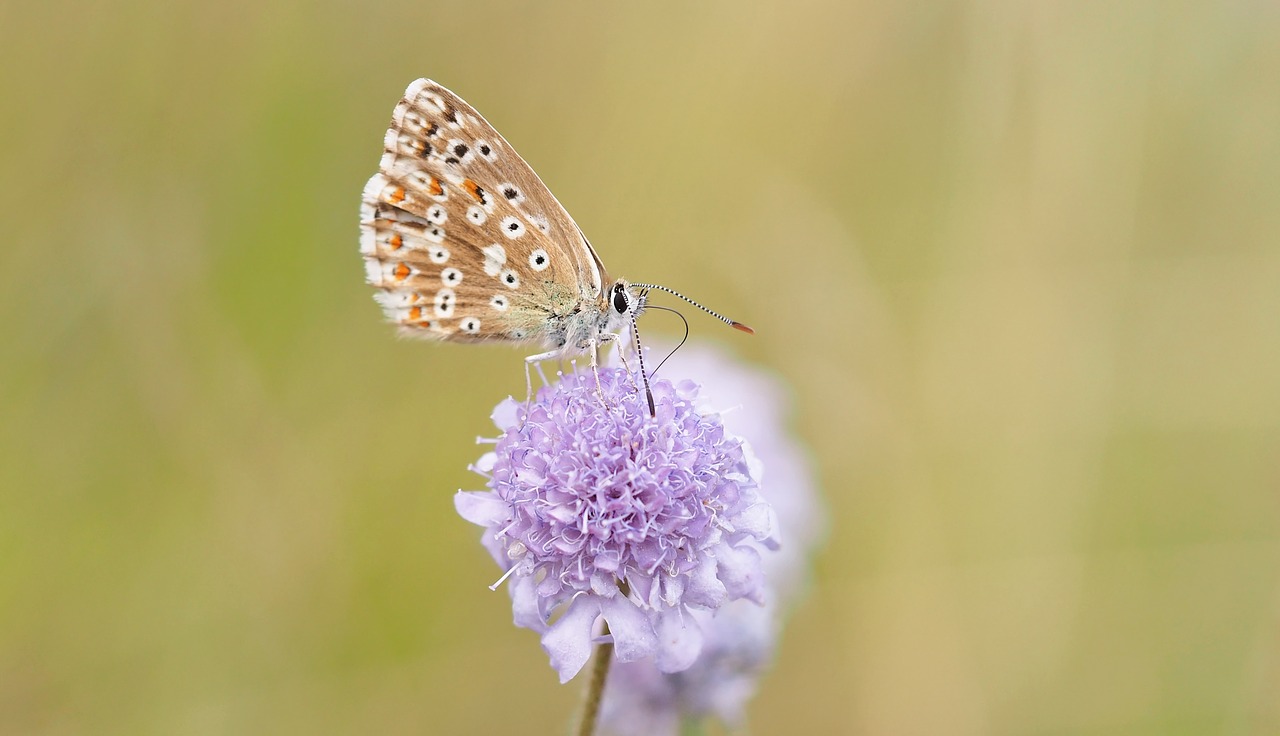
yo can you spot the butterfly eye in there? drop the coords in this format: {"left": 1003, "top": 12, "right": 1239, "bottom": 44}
{"left": 612, "top": 284, "right": 630, "bottom": 314}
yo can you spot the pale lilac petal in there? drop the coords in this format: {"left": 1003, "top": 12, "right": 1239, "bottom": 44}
{"left": 490, "top": 397, "right": 521, "bottom": 430}
{"left": 716, "top": 543, "right": 766, "bottom": 604}
{"left": 589, "top": 572, "right": 617, "bottom": 597}
{"left": 625, "top": 573, "right": 654, "bottom": 606}
{"left": 598, "top": 661, "right": 680, "bottom": 736}
{"left": 473, "top": 451, "right": 497, "bottom": 474}
{"left": 453, "top": 491, "right": 507, "bottom": 526}
{"left": 731, "top": 497, "right": 779, "bottom": 544}
{"left": 683, "top": 554, "right": 727, "bottom": 609}
{"left": 542, "top": 596, "right": 601, "bottom": 683}
{"left": 682, "top": 603, "right": 774, "bottom": 722}
{"left": 511, "top": 573, "right": 544, "bottom": 632}
{"left": 657, "top": 573, "right": 684, "bottom": 607}
{"left": 654, "top": 608, "right": 703, "bottom": 673}
{"left": 600, "top": 595, "right": 657, "bottom": 664}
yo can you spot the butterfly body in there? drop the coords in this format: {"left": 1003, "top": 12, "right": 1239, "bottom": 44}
{"left": 360, "top": 78, "right": 635, "bottom": 360}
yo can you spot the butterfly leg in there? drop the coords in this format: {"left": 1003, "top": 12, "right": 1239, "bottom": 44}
{"left": 587, "top": 337, "right": 605, "bottom": 400}
{"left": 591, "top": 332, "right": 638, "bottom": 411}
{"left": 600, "top": 330, "right": 634, "bottom": 375}
{"left": 595, "top": 331, "right": 625, "bottom": 370}
{"left": 524, "top": 349, "right": 561, "bottom": 405}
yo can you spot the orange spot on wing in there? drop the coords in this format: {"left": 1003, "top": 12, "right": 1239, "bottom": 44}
{"left": 408, "top": 306, "right": 422, "bottom": 321}
{"left": 462, "top": 179, "right": 485, "bottom": 202}
{"left": 389, "top": 187, "right": 406, "bottom": 203}
{"left": 388, "top": 233, "right": 403, "bottom": 250}
{"left": 428, "top": 177, "right": 444, "bottom": 197}
{"left": 393, "top": 263, "right": 411, "bottom": 281}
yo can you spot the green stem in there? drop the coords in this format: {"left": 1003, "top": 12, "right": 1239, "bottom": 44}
{"left": 574, "top": 624, "right": 614, "bottom": 736}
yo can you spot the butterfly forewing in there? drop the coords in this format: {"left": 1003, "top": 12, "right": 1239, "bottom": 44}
{"left": 360, "top": 79, "right": 604, "bottom": 343}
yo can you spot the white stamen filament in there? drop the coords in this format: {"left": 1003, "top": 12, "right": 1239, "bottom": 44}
{"left": 487, "top": 542, "right": 527, "bottom": 591}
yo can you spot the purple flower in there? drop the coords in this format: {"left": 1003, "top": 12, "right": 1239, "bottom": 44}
{"left": 598, "top": 344, "right": 825, "bottom": 734}
{"left": 455, "top": 366, "right": 778, "bottom": 683}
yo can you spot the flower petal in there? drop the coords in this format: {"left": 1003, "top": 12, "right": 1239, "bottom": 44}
{"left": 491, "top": 397, "right": 521, "bottom": 430}
{"left": 654, "top": 608, "right": 704, "bottom": 673}
{"left": 600, "top": 595, "right": 658, "bottom": 664}
{"left": 684, "top": 554, "right": 727, "bottom": 609}
{"left": 542, "top": 595, "right": 601, "bottom": 683}
{"left": 511, "top": 573, "right": 545, "bottom": 632}
{"left": 472, "top": 451, "right": 497, "bottom": 474}
{"left": 731, "top": 498, "right": 779, "bottom": 545}
{"left": 716, "top": 543, "right": 766, "bottom": 604}
{"left": 454, "top": 491, "right": 508, "bottom": 526}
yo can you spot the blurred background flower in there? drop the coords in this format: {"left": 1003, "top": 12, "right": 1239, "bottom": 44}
{"left": 599, "top": 343, "right": 825, "bottom": 734}
{"left": 3, "top": 1, "right": 1279, "bottom": 733}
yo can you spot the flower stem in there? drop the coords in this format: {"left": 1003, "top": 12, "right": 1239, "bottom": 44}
{"left": 575, "top": 624, "right": 613, "bottom": 736}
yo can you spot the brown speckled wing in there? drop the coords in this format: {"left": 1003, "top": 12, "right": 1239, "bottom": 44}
{"left": 359, "top": 79, "right": 605, "bottom": 343}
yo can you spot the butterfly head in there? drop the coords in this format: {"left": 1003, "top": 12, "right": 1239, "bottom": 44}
{"left": 608, "top": 279, "right": 645, "bottom": 321}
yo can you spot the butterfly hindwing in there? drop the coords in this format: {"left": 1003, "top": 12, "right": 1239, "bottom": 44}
{"left": 360, "top": 79, "right": 604, "bottom": 343}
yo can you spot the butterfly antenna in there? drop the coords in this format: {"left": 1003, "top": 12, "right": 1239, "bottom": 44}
{"left": 630, "top": 308, "right": 657, "bottom": 417}
{"left": 630, "top": 283, "right": 754, "bottom": 334}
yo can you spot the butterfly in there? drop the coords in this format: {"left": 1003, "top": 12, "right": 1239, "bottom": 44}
{"left": 359, "top": 79, "right": 751, "bottom": 406}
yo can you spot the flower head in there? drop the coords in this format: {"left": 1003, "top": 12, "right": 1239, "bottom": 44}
{"left": 455, "top": 366, "right": 778, "bottom": 682}
{"left": 598, "top": 344, "right": 825, "bottom": 733}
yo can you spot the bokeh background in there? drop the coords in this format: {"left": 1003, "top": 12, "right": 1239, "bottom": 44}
{"left": 3, "top": 1, "right": 1278, "bottom": 733}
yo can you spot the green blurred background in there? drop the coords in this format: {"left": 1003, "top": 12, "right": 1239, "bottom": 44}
{"left": 3, "top": 1, "right": 1279, "bottom": 733}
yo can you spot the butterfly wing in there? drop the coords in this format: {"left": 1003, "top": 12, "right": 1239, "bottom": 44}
{"left": 360, "top": 79, "right": 607, "bottom": 344}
